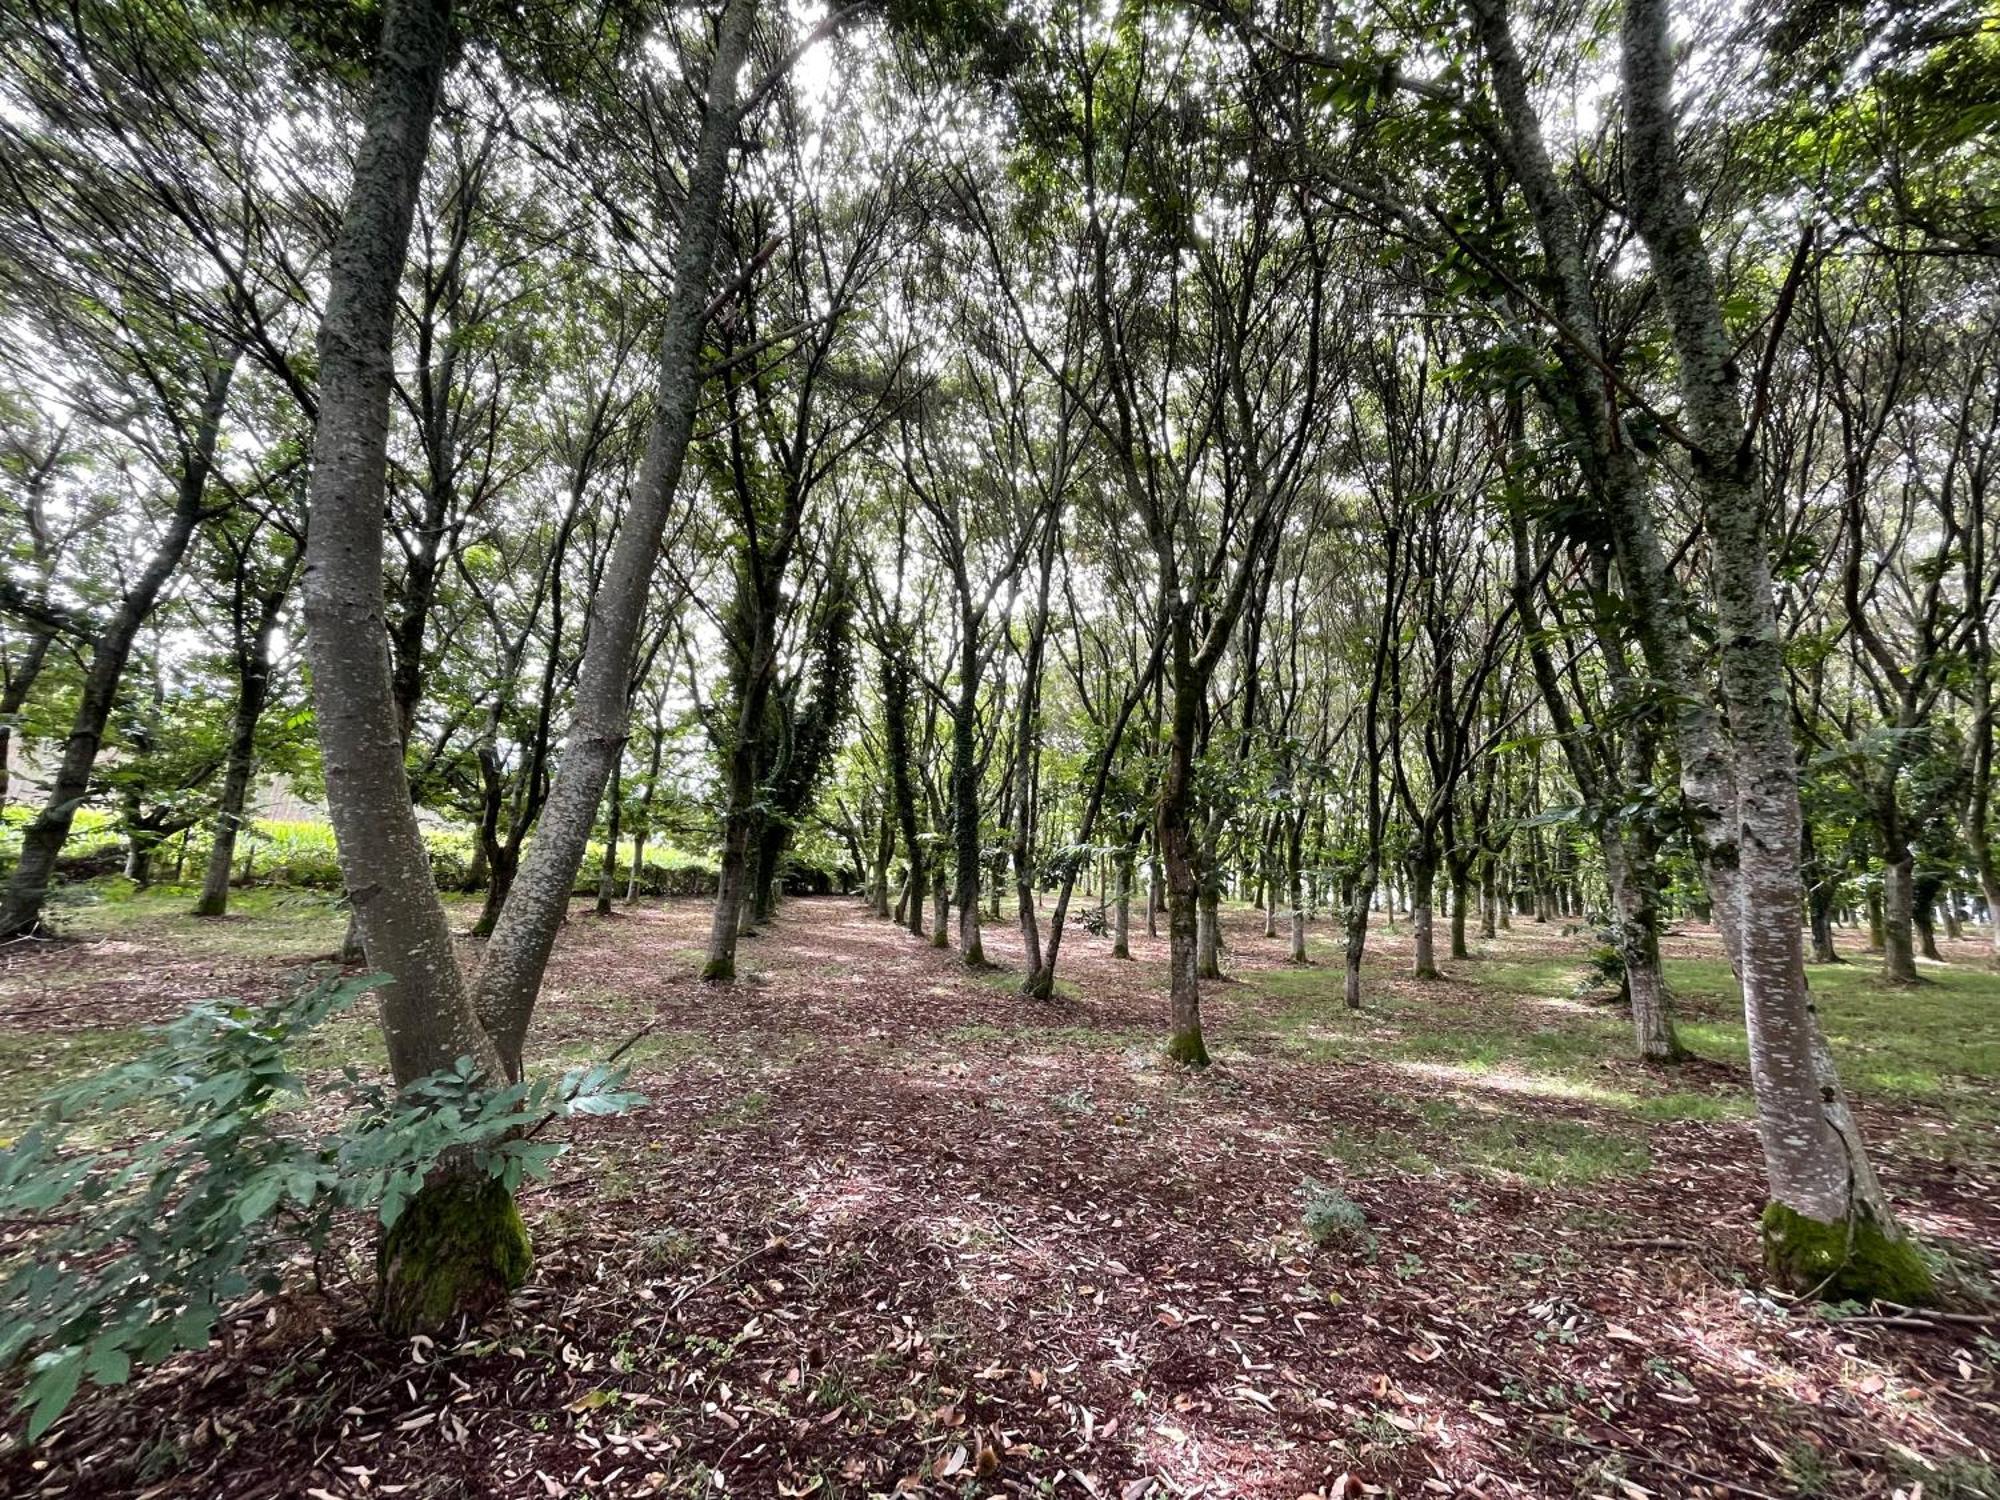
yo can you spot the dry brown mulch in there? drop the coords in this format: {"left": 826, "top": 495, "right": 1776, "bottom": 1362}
{"left": 0, "top": 895, "right": 1994, "bottom": 1499}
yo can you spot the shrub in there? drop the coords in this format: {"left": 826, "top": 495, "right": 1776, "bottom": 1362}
{"left": 1300, "top": 1180, "right": 1370, "bottom": 1249}
{"left": 0, "top": 972, "right": 642, "bottom": 1439}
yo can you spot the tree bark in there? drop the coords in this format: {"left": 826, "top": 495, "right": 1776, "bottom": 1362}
{"left": 0, "top": 357, "right": 237, "bottom": 939}
{"left": 1621, "top": 0, "right": 1924, "bottom": 1300}
{"left": 471, "top": 0, "right": 756, "bottom": 1065}
{"left": 195, "top": 559, "right": 294, "bottom": 918}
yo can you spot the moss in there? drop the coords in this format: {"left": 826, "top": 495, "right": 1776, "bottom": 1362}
{"left": 1164, "top": 1027, "right": 1210, "bottom": 1068}
{"left": 375, "top": 1174, "right": 532, "bottom": 1336}
{"left": 1760, "top": 1200, "right": 1935, "bottom": 1305}
{"left": 700, "top": 955, "right": 734, "bottom": 982}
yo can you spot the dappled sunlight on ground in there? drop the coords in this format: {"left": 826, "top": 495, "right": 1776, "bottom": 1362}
{"left": 0, "top": 892, "right": 1995, "bottom": 1497}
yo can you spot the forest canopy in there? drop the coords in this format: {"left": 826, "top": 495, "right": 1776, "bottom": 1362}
{"left": 0, "top": 0, "right": 1997, "bottom": 1490}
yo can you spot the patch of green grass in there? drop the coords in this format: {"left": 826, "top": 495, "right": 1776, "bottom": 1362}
{"left": 1626, "top": 1090, "right": 1753, "bottom": 1123}
{"left": 0, "top": 1026, "right": 152, "bottom": 1130}
{"left": 1668, "top": 956, "right": 2000, "bottom": 1106}
{"left": 1326, "top": 1098, "right": 1649, "bottom": 1188}
{"left": 43, "top": 880, "right": 350, "bottom": 958}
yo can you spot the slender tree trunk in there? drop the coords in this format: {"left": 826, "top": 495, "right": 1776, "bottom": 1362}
{"left": 1113, "top": 846, "right": 1133, "bottom": 959}
{"left": 594, "top": 758, "right": 622, "bottom": 916}
{"left": 1160, "top": 628, "right": 1208, "bottom": 1066}
{"left": 1288, "top": 814, "right": 1308, "bottom": 965}
{"left": 197, "top": 569, "right": 291, "bottom": 918}
{"left": 471, "top": 0, "right": 757, "bottom": 1066}
{"left": 930, "top": 866, "right": 949, "bottom": 949}
{"left": 1448, "top": 858, "right": 1472, "bottom": 960}
{"left": 872, "top": 812, "right": 893, "bottom": 918}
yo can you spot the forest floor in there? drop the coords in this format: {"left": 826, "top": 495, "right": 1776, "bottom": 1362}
{"left": 0, "top": 886, "right": 1996, "bottom": 1499}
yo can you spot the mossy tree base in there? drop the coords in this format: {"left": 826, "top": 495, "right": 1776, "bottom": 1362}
{"left": 375, "top": 1175, "right": 532, "bottom": 1337}
{"left": 1760, "top": 1201, "right": 1935, "bottom": 1306}
{"left": 701, "top": 956, "right": 734, "bottom": 982}
{"left": 1165, "top": 1027, "right": 1210, "bottom": 1068}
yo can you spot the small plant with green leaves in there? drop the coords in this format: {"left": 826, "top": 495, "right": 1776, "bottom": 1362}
{"left": 0, "top": 971, "right": 642, "bottom": 1439}
{"left": 1299, "top": 1180, "right": 1370, "bottom": 1250}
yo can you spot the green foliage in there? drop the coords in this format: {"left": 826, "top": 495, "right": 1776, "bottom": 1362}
{"left": 0, "top": 972, "right": 642, "bottom": 1439}
{"left": 1299, "top": 1180, "right": 1370, "bottom": 1250}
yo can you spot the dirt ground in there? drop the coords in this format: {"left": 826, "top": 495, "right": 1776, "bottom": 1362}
{"left": 0, "top": 892, "right": 1995, "bottom": 1498}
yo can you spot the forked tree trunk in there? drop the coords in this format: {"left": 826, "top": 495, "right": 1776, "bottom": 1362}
{"left": 300, "top": 0, "right": 523, "bottom": 1335}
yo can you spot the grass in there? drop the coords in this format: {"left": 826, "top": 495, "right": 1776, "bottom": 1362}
{"left": 1667, "top": 956, "right": 2000, "bottom": 1103}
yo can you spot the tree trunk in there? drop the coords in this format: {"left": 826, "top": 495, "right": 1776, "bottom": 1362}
{"left": 883, "top": 654, "right": 924, "bottom": 941}
{"left": 0, "top": 363, "right": 235, "bottom": 939}
{"left": 194, "top": 644, "right": 266, "bottom": 915}
{"left": 299, "top": 0, "right": 525, "bottom": 1334}
{"left": 1287, "top": 816, "right": 1308, "bottom": 965}
{"left": 871, "top": 812, "right": 893, "bottom": 918}
{"left": 1409, "top": 853, "right": 1441, "bottom": 979}
{"left": 1621, "top": 0, "right": 1926, "bottom": 1302}
{"left": 1160, "top": 627, "right": 1208, "bottom": 1066}
{"left": 1880, "top": 850, "right": 1921, "bottom": 984}
{"left": 1196, "top": 877, "right": 1223, "bottom": 981}
{"left": 0, "top": 627, "right": 54, "bottom": 815}
{"left": 1112, "top": 846, "right": 1133, "bottom": 959}
{"left": 1809, "top": 886, "right": 1841, "bottom": 965}
{"left": 471, "top": 0, "right": 757, "bottom": 1066}
{"left": 1604, "top": 829, "right": 1682, "bottom": 1063}
{"left": 1448, "top": 861, "right": 1472, "bottom": 960}
{"left": 594, "top": 758, "right": 622, "bottom": 916}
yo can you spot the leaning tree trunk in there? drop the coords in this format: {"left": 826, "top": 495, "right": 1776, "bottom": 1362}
{"left": 1622, "top": 0, "right": 1927, "bottom": 1302}
{"left": 195, "top": 584, "right": 284, "bottom": 918}
{"left": 472, "top": 0, "right": 758, "bottom": 1064}
{"left": 0, "top": 361, "right": 235, "bottom": 939}
{"left": 300, "top": 0, "right": 524, "bottom": 1336}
